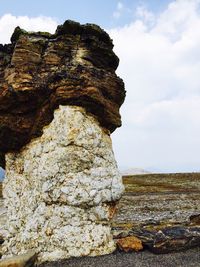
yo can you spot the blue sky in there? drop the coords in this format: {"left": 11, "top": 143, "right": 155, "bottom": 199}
{"left": 1, "top": 0, "right": 200, "bottom": 173}
{"left": 0, "top": 0, "right": 172, "bottom": 28}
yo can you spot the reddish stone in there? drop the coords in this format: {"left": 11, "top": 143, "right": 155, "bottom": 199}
{"left": 117, "top": 236, "right": 143, "bottom": 252}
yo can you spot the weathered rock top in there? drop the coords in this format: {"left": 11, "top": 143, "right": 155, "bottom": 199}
{"left": 0, "top": 20, "right": 125, "bottom": 167}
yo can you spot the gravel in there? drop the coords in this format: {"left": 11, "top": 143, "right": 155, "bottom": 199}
{"left": 40, "top": 247, "right": 200, "bottom": 267}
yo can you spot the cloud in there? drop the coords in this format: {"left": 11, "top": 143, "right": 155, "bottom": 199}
{"left": 109, "top": 0, "right": 200, "bottom": 172}
{"left": 136, "top": 5, "right": 155, "bottom": 24}
{"left": 113, "top": 2, "right": 123, "bottom": 19}
{"left": 112, "top": 1, "right": 130, "bottom": 19}
{"left": 117, "top": 2, "right": 123, "bottom": 10}
{"left": 0, "top": 14, "right": 58, "bottom": 44}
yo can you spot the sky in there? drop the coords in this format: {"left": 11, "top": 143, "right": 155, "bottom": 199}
{"left": 0, "top": 0, "right": 200, "bottom": 173}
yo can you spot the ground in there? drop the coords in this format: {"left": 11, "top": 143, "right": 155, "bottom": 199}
{"left": 40, "top": 247, "right": 200, "bottom": 267}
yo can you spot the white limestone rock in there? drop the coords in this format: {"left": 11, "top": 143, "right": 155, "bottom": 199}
{"left": 2, "top": 105, "right": 124, "bottom": 262}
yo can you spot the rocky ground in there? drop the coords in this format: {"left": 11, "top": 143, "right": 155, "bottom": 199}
{"left": 112, "top": 173, "right": 200, "bottom": 253}
{"left": 40, "top": 247, "right": 200, "bottom": 267}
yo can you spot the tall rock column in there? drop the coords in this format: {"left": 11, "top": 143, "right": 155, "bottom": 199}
{"left": 0, "top": 20, "right": 126, "bottom": 262}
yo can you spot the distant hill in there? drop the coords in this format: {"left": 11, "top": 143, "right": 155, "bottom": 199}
{"left": 121, "top": 168, "right": 151, "bottom": 176}
{"left": 0, "top": 168, "right": 5, "bottom": 181}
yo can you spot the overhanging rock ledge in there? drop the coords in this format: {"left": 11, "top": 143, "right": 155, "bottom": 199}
{"left": 0, "top": 20, "right": 125, "bottom": 168}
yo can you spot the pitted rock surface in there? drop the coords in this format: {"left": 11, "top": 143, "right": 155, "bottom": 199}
{"left": 0, "top": 20, "right": 125, "bottom": 167}
{"left": 2, "top": 105, "right": 124, "bottom": 262}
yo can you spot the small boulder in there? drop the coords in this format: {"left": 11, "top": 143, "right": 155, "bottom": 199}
{"left": 117, "top": 236, "right": 143, "bottom": 252}
{"left": 0, "top": 251, "right": 37, "bottom": 267}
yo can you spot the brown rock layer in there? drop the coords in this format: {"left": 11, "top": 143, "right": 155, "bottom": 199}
{"left": 0, "top": 20, "right": 125, "bottom": 167}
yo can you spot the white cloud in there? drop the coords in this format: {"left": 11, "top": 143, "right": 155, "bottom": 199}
{"left": 117, "top": 2, "right": 123, "bottom": 10}
{"left": 109, "top": 0, "right": 200, "bottom": 172}
{"left": 112, "top": 1, "right": 130, "bottom": 19}
{"left": 0, "top": 14, "right": 58, "bottom": 44}
{"left": 136, "top": 5, "right": 155, "bottom": 24}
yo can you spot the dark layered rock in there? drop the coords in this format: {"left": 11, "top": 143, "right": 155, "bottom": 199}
{"left": 112, "top": 173, "right": 200, "bottom": 253}
{"left": 114, "top": 224, "right": 200, "bottom": 253}
{"left": 0, "top": 20, "right": 125, "bottom": 167}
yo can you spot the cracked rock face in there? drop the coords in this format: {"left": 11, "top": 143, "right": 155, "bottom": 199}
{"left": 0, "top": 20, "right": 125, "bottom": 167}
{"left": 3, "top": 106, "right": 124, "bottom": 262}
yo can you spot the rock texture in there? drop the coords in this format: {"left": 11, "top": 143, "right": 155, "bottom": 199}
{"left": 116, "top": 236, "right": 143, "bottom": 252}
{"left": 0, "top": 250, "right": 36, "bottom": 267}
{"left": 1, "top": 20, "right": 125, "bottom": 263}
{"left": 125, "top": 225, "right": 200, "bottom": 253}
{"left": 0, "top": 20, "right": 125, "bottom": 168}
{"left": 2, "top": 106, "right": 124, "bottom": 262}
{"left": 112, "top": 173, "right": 200, "bottom": 253}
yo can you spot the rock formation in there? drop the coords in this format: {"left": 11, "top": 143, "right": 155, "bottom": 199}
{"left": 0, "top": 20, "right": 125, "bottom": 169}
{"left": 0, "top": 20, "right": 125, "bottom": 263}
